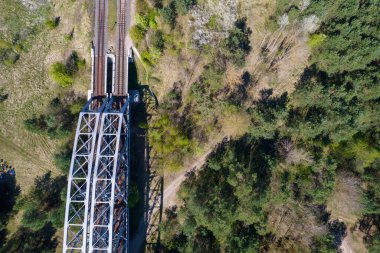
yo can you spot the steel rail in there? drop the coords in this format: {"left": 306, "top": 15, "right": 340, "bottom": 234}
{"left": 94, "top": 0, "right": 108, "bottom": 97}
{"left": 114, "top": 0, "right": 128, "bottom": 96}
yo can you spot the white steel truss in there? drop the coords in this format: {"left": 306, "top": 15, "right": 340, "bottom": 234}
{"left": 63, "top": 98, "right": 107, "bottom": 253}
{"left": 88, "top": 97, "right": 130, "bottom": 253}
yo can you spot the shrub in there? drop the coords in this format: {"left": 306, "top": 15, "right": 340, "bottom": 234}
{"left": 54, "top": 146, "right": 72, "bottom": 174}
{"left": 24, "top": 116, "right": 47, "bottom": 133}
{"left": 201, "top": 65, "right": 224, "bottom": 91}
{"left": 312, "top": 235, "right": 336, "bottom": 253}
{"left": 149, "top": 47, "right": 162, "bottom": 62}
{"left": 160, "top": 4, "right": 176, "bottom": 27}
{"left": 308, "top": 33, "right": 326, "bottom": 48}
{"left": 63, "top": 30, "right": 74, "bottom": 41}
{"left": 45, "top": 17, "right": 60, "bottom": 29}
{"left": 149, "top": 114, "right": 194, "bottom": 172}
{"left": 22, "top": 207, "right": 48, "bottom": 231}
{"left": 49, "top": 62, "right": 73, "bottom": 87}
{"left": 148, "top": 0, "right": 163, "bottom": 8}
{"left": 130, "top": 25, "right": 146, "bottom": 44}
{"left": 24, "top": 96, "right": 84, "bottom": 138}
{"left": 3, "top": 51, "right": 20, "bottom": 66}
{"left": 66, "top": 51, "right": 86, "bottom": 74}
{"left": 135, "top": 13, "right": 150, "bottom": 31}
{"left": 148, "top": 11, "right": 158, "bottom": 29}
{"left": 141, "top": 50, "right": 153, "bottom": 66}
{"left": 174, "top": 0, "right": 194, "bottom": 14}
{"left": 369, "top": 235, "right": 380, "bottom": 253}
{"left": 76, "top": 58, "right": 86, "bottom": 69}
{"left": 0, "top": 39, "right": 12, "bottom": 50}
{"left": 221, "top": 18, "right": 252, "bottom": 66}
{"left": 0, "top": 88, "right": 8, "bottom": 103}
{"left": 128, "top": 182, "right": 140, "bottom": 208}
{"left": 151, "top": 30, "right": 165, "bottom": 51}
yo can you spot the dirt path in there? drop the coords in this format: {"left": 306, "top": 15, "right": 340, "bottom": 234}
{"left": 163, "top": 148, "right": 213, "bottom": 208}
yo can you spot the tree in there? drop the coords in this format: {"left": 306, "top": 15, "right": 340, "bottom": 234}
{"left": 0, "top": 223, "right": 57, "bottom": 253}
{"left": 174, "top": 0, "right": 194, "bottom": 14}
{"left": 0, "top": 163, "right": 20, "bottom": 247}
{"left": 18, "top": 172, "right": 66, "bottom": 231}
{"left": 221, "top": 18, "right": 252, "bottom": 66}
{"left": 149, "top": 114, "right": 194, "bottom": 171}
{"left": 160, "top": 4, "right": 177, "bottom": 27}
{"left": 49, "top": 62, "right": 73, "bottom": 87}
{"left": 312, "top": 235, "right": 336, "bottom": 253}
{"left": 311, "top": 0, "right": 380, "bottom": 74}
{"left": 161, "top": 137, "right": 273, "bottom": 251}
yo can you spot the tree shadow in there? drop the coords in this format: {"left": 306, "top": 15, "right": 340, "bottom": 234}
{"left": 129, "top": 60, "right": 163, "bottom": 253}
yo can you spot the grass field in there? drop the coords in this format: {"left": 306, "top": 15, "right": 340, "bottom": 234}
{"left": 0, "top": 0, "right": 92, "bottom": 192}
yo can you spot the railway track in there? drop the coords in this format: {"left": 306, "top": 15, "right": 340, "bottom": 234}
{"left": 115, "top": 0, "right": 128, "bottom": 96}
{"left": 94, "top": 0, "right": 107, "bottom": 97}
{"left": 63, "top": 1, "right": 131, "bottom": 252}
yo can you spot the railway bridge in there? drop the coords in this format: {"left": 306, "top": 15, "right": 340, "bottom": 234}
{"left": 63, "top": 1, "right": 139, "bottom": 252}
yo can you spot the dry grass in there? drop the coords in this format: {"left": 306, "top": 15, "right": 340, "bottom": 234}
{"left": 0, "top": 0, "right": 92, "bottom": 192}
{"left": 267, "top": 202, "right": 327, "bottom": 248}
{"left": 278, "top": 139, "right": 314, "bottom": 165}
{"left": 237, "top": 0, "right": 311, "bottom": 100}
{"left": 327, "top": 172, "right": 367, "bottom": 253}
{"left": 219, "top": 107, "right": 251, "bottom": 139}
{"left": 224, "top": 63, "right": 244, "bottom": 89}
{"left": 327, "top": 172, "right": 363, "bottom": 225}
{"left": 340, "top": 229, "right": 368, "bottom": 253}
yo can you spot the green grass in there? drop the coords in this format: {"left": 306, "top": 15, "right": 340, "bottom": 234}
{"left": 108, "top": 0, "right": 117, "bottom": 32}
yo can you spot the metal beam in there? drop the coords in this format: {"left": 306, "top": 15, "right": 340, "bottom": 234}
{"left": 88, "top": 97, "right": 130, "bottom": 252}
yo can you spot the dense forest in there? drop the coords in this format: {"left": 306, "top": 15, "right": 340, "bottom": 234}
{"left": 130, "top": 0, "right": 380, "bottom": 251}
{"left": 0, "top": 0, "right": 379, "bottom": 252}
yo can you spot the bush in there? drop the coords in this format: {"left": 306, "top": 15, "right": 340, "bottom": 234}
{"left": 221, "top": 18, "right": 252, "bottom": 66}
{"left": 151, "top": 30, "right": 165, "bottom": 51}
{"left": 3, "top": 51, "right": 19, "bottom": 66}
{"left": 369, "top": 235, "right": 380, "bottom": 253}
{"left": 0, "top": 39, "right": 12, "bottom": 50}
{"left": 18, "top": 172, "right": 66, "bottom": 231}
{"left": 148, "top": 0, "right": 163, "bottom": 8}
{"left": 45, "top": 17, "right": 60, "bottom": 29}
{"left": 174, "top": 0, "right": 194, "bottom": 14}
{"left": 149, "top": 114, "right": 194, "bottom": 171}
{"left": 312, "top": 235, "right": 336, "bottom": 253}
{"left": 201, "top": 65, "right": 224, "bottom": 91}
{"left": 66, "top": 51, "right": 86, "bottom": 74}
{"left": 24, "top": 96, "right": 84, "bottom": 138}
{"left": 63, "top": 30, "right": 74, "bottom": 41}
{"left": 0, "top": 88, "right": 8, "bottom": 103}
{"left": 148, "top": 11, "right": 158, "bottom": 29}
{"left": 308, "top": 33, "right": 326, "bottom": 48}
{"left": 130, "top": 25, "right": 146, "bottom": 44}
{"left": 54, "top": 146, "right": 72, "bottom": 174}
{"left": 0, "top": 223, "right": 58, "bottom": 253}
{"left": 160, "top": 5, "right": 176, "bottom": 27}
{"left": 49, "top": 62, "right": 73, "bottom": 87}
{"left": 135, "top": 13, "right": 150, "bottom": 31}
{"left": 22, "top": 207, "right": 48, "bottom": 231}
{"left": 128, "top": 182, "right": 140, "bottom": 208}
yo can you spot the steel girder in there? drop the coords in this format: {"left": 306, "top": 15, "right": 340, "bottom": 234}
{"left": 88, "top": 97, "right": 130, "bottom": 253}
{"left": 63, "top": 98, "right": 107, "bottom": 253}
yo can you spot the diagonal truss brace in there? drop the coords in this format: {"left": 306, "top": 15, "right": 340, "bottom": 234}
{"left": 88, "top": 97, "right": 130, "bottom": 253}
{"left": 63, "top": 97, "right": 107, "bottom": 253}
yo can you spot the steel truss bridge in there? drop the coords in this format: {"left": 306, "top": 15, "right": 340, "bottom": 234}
{"left": 63, "top": 0, "right": 135, "bottom": 252}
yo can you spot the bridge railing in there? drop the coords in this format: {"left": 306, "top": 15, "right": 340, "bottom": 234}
{"left": 88, "top": 97, "right": 130, "bottom": 253}
{"left": 63, "top": 97, "right": 107, "bottom": 252}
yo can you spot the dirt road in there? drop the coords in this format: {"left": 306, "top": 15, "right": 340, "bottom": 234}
{"left": 163, "top": 149, "right": 213, "bottom": 208}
